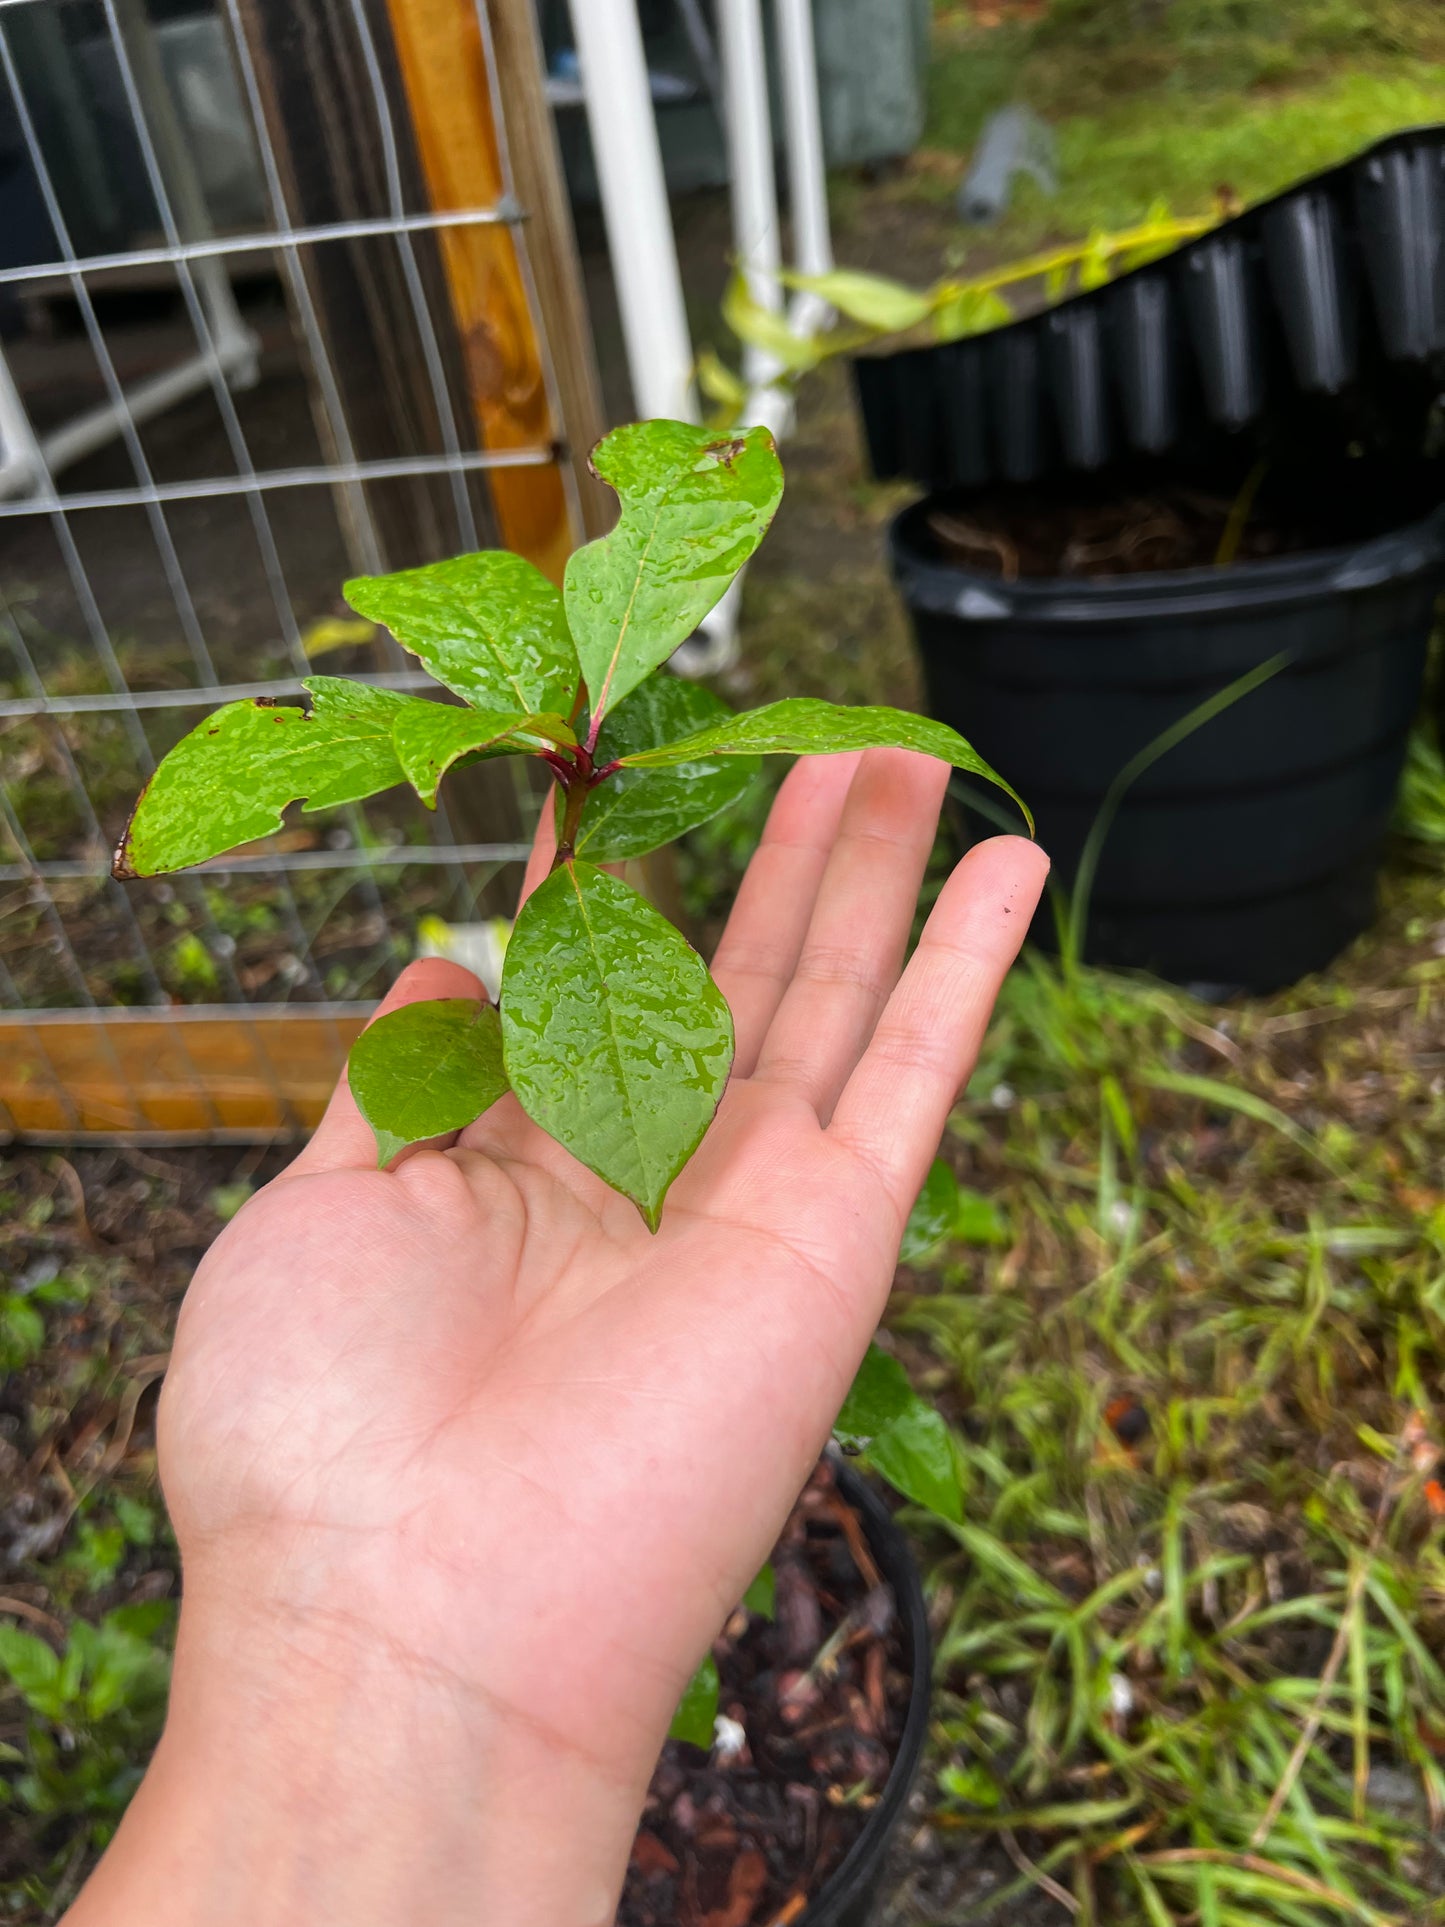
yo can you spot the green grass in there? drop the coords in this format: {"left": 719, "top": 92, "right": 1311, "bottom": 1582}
{"left": 877, "top": 840, "right": 1445, "bottom": 1925}
{"left": 916, "top": 7, "right": 1445, "bottom": 255}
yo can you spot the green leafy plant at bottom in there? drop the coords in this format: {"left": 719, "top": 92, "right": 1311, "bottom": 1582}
{"left": 670, "top": 1327, "right": 965, "bottom": 1748}
{"left": 0, "top": 1605, "right": 174, "bottom": 1850}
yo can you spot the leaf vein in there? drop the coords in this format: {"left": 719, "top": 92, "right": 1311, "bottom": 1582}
{"left": 565, "top": 865, "right": 650, "bottom": 1182}
{"left": 593, "top": 503, "right": 666, "bottom": 722}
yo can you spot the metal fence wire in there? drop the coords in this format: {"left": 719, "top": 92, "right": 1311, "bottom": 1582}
{"left": 0, "top": 0, "right": 598, "bottom": 1143}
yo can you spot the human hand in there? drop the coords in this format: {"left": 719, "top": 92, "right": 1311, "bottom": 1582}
{"left": 69, "top": 748, "right": 1045, "bottom": 1927}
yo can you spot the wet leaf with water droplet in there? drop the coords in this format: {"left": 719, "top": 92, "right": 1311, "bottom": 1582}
{"left": 620, "top": 696, "right": 1032, "bottom": 834}
{"left": 344, "top": 551, "right": 578, "bottom": 714}
{"left": 564, "top": 420, "right": 783, "bottom": 724}
{"left": 391, "top": 702, "right": 574, "bottom": 807}
{"left": 500, "top": 862, "right": 733, "bottom": 1226}
{"left": 347, "top": 997, "right": 508, "bottom": 1167}
{"left": 115, "top": 678, "right": 417, "bottom": 877}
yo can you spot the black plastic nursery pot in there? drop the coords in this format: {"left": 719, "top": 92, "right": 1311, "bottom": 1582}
{"left": 855, "top": 125, "right": 1445, "bottom": 495}
{"left": 798, "top": 1463, "right": 932, "bottom": 1927}
{"left": 891, "top": 463, "right": 1445, "bottom": 994}
{"left": 625, "top": 1459, "right": 932, "bottom": 1927}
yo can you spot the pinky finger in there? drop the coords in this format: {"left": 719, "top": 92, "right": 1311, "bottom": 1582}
{"left": 826, "top": 836, "right": 1047, "bottom": 1215}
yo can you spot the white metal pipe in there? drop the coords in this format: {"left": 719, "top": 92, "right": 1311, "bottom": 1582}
{"left": 776, "top": 0, "right": 834, "bottom": 337}
{"left": 682, "top": 2, "right": 836, "bottom": 679}
{"left": 0, "top": 344, "right": 44, "bottom": 496}
{"left": 567, "top": 0, "right": 697, "bottom": 423}
{"left": 716, "top": 0, "right": 784, "bottom": 395}
{"left": 0, "top": 339, "right": 260, "bottom": 500}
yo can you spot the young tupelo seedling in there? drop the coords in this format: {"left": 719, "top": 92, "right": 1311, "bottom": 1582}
{"left": 113, "top": 418, "right": 1027, "bottom": 1227}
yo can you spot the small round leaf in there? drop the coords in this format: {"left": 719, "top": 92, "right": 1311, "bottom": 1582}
{"left": 348, "top": 998, "right": 508, "bottom": 1167}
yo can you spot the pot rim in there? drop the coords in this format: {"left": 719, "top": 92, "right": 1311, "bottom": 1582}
{"left": 796, "top": 1455, "right": 933, "bottom": 1927}
{"left": 890, "top": 494, "right": 1445, "bottom": 624}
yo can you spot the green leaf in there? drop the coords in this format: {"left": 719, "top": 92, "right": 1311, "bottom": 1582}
{"left": 721, "top": 270, "right": 826, "bottom": 375}
{"left": 1078, "top": 231, "right": 1114, "bottom": 292}
{"left": 113, "top": 1494, "right": 158, "bottom": 1548}
{"left": 777, "top": 265, "right": 936, "bottom": 333}
{"left": 899, "top": 1160, "right": 1008, "bottom": 1256}
{"left": 620, "top": 697, "right": 1033, "bottom": 833}
{"left": 866, "top": 1400, "right": 963, "bottom": 1524}
{"left": 743, "top": 1565, "right": 775, "bottom": 1620}
{"left": 955, "top": 1188, "right": 1010, "bottom": 1246}
{"left": 344, "top": 551, "right": 579, "bottom": 715}
{"left": 933, "top": 284, "right": 1014, "bottom": 343}
{"left": 83, "top": 1626, "right": 171, "bottom": 1722}
{"left": 564, "top": 420, "right": 784, "bottom": 724}
{"left": 348, "top": 998, "right": 509, "bottom": 1166}
{"left": 567, "top": 674, "right": 761, "bottom": 861}
{"left": 1141, "top": 1070, "right": 1342, "bottom": 1174}
{"left": 670, "top": 1653, "right": 719, "bottom": 1749}
{"left": 0, "top": 1626, "right": 62, "bottom": 1718}
{"left": 500, "top": 863, "right": 734, "bottom": 1226}
{"left": 900, "top": 1157, "right": 959, "bottom": 1264}
{"left": 835, "top": 1343, "right": 916, "bottom": 1441}
{"left": 0, "top": 1296, "right": 45, "bottom": 1367}
{"left": 938, "top": 1760, "right": 1002, "bottom": 1808}
{"left": 115, "top": 677, "right": 414, "bottom": 877}
{"left": 390, "top": 701, "right": 574, "bottom": 808}
{"left": 695, "top": 347, "right": 748, "bottom": 421}
{"left": 101, "top": 1602, "right": 175, "bottom": 1643}
{"left": 834, "top": 1343, "right": 963, "bottom": 1525}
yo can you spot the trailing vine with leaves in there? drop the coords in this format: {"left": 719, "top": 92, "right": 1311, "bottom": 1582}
{"left": 702, "top": 205, "right": 1217, "bottom": 416}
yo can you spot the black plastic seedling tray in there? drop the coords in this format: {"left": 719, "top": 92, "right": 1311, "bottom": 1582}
{"left": 855, "top": 125, "right": 1445, "bottom": 491}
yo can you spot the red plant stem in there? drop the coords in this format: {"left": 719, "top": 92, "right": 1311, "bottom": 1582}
{"left": 544, "top": 740, "right": 616, "bottom": 872}
{"left": 552, "top": 779, "right": 589, "bottom": 870}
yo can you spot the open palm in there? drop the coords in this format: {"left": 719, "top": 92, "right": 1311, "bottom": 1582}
{"left": 151, "top": 747, "right": 1044, "bottom": 1923}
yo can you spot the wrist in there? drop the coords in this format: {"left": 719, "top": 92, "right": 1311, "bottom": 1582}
{"left": 66, "top": 1580, "right": 656, "bottom": 1927}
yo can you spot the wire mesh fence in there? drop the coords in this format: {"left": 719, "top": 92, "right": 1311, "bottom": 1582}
{"left": 0, "top": 0, "right": 596, "bottom": 1142}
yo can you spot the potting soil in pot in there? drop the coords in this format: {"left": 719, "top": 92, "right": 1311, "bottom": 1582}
{"left": 927, "top": 479, "right": 1321, "bottom": 580}
{"left": 923, "top": 463, "right": 1440, "bottom": 580}
{"left": 620, "top": 1459, "right": 912, "bottom": 1927}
